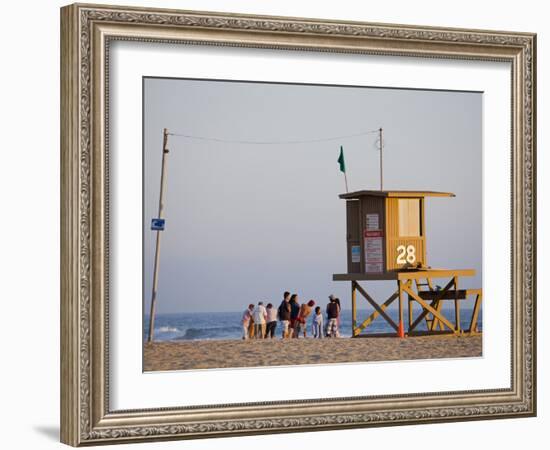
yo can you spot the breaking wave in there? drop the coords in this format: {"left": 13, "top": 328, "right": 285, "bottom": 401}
{"left": 174, "top": 325, "right": 242, "bottom": 340}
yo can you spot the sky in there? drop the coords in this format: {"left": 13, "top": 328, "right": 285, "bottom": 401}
{"left": 143, "top": 78, "right": 482, "bottom": 314}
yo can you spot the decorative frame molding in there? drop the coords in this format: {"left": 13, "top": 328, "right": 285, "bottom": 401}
{"left": 60, "top": 3, "right": 536, "bottom": 446}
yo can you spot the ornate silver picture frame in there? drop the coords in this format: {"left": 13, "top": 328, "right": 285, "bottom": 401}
{"left": 60, "top": 3, "right": 536, "bottom": 446}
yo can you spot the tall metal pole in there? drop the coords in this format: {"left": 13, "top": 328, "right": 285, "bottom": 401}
{"left": 343, "top": 171, "right": 349, "bottom": 193}
{"left": 147, "top": 128, "right": 169, "bottom": 343}
{"left": 379, "top": 127, "right": 383, "bottom": 191}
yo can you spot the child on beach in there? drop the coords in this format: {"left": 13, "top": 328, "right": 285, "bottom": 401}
{"left": 312, "top": 306, "right": 323, "bottom": 339}
{"left": 241, "top": 304, "right": 254, "bottom": 340}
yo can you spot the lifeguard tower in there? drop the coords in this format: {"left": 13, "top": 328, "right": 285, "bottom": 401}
{"left": 332, "top": 190, "right": 482, "bottom": 338}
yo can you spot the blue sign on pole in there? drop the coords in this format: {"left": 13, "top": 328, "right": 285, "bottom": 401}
{"left": 151, "top": 218, "right": 165, "bottom": 231}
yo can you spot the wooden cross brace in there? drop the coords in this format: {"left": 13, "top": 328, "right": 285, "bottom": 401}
{"left": 407, "top": 277, "right": 456, "bottom": 332}
{"left": 349, "top": 277, "right": 482, "bottom": 338}
{"left": 351, "top": 281, "right": 399, "bottom": 336}
{"left": 401, "top": 281, "right": 458, "bottom": 334}
{"left": 405, "top": 281, "right": 483, "bottom": 336}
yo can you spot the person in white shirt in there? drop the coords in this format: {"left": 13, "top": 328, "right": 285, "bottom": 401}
{"left": 265, "top": 303, "right": 278, "bottom": 338}
{"left": 252, "top": 301, "right": 267, "bottom": 339}
{"left": 241, "top": 304, "right": 254, "bottom": 340}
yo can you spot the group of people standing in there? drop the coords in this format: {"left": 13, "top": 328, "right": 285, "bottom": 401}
{"left": 241, "top": 291, "right": 342, "bottom": 340}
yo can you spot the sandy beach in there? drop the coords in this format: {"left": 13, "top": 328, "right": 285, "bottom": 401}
{"left": 144, "top": 334, "right": 482, "bottom": 371}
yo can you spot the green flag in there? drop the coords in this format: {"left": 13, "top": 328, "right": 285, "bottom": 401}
{"left": 337, "top": 146, "right": 346, "bottom": 173}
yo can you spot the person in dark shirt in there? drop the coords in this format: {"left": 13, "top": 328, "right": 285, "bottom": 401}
{"left": 289, "top": 294, "right": 300, "bottom": 338}
{"left": 334, "top": 297, "right": 342, "bottom": 329}
{"left": 278, "top": 291, "right": 292, "bottom": 338}
{"left": 326, "top": 295, "right": 340, "bottom": 337}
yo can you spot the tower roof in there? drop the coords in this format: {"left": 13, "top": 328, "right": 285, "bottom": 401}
{"left": 338, "top": 190, "right": 455, "bottom": 200}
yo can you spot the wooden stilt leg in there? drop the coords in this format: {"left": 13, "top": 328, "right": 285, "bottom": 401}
{"left": 408, "top": 296, "right": 413, "bottom": 332}
{"left": 351, "top": 281, "right": 357, "bottom": 337}
{"left": 454, "top": 275, "right": 461, "bottom": 332}
{"left": 468, "top": 289, "right": 483, "bottom": 334}
{"left": 398, "top": 280, "right": 405, "bottom": 337}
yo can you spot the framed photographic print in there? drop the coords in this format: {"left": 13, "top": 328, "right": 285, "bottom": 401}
{"left": 141, "top": 77, "right": 484, "bottom": 372}
{"left": 60, "top": 3, "right": 536, "bottom": 446}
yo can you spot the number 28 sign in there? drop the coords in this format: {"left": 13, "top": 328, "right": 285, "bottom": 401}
{"left": 396, "top": 244, "right": 416, "bottom": 265}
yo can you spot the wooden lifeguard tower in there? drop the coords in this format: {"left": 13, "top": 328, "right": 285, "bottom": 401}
{"left": 332, "top": 190, "right": 482, "bottom": 338}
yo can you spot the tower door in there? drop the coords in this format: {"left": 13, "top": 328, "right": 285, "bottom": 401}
{"left": 386, "top": 198, "right": 426, "bottom": 270}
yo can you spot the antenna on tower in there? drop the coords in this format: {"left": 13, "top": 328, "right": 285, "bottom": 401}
{"left": 378, "top": 127, "right": 383, "bottom": 190}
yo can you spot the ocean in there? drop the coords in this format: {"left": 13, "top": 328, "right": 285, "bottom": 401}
{"left": 144, "top": 304, "right": 482, "bottom": 341}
